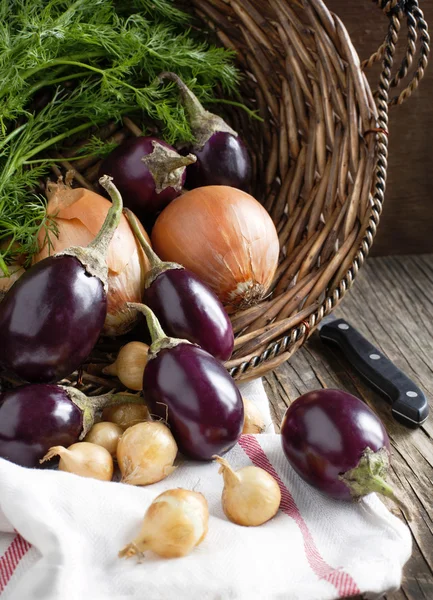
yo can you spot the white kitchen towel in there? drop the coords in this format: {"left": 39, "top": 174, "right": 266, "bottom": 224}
{"left": 0, "top": 380, "right": 411, "bottom": 600}
{"left": 238, "top": 379, "right": 275, "bottom": 433}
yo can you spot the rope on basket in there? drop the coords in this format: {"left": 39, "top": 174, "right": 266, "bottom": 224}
{"left": 364, "top": 0, "right": 430, "bottom": 106}
{"left": 377, "top": 0, "right": 409, "bottom": 15}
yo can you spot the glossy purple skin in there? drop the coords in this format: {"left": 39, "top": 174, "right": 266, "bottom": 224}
{"left": 143, "top": 343, "right": 243, "bottom": 460}
{"left": 0, "top": 256, "right": 107, "bottom": 383}
{"left": 0, "top": 384, "right": 82, "bottom": 467}
{"left": 185, "top": 132, "right": 252, "bottom": 192}
{"left": 100, "top": 137, "right": 185, "bottom": 219}
{"left": 143, "top": 269, "right": 234, "bottom": 361}
{"left": 281, "top": 389, "right": 390, "bottom": 500}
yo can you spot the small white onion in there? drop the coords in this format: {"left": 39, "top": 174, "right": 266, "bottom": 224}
{"left": 117, "top": 421, "right": 178, "bottom": 485}
{"left": 102, "top": 402, "right": 150, "bottom": 431}
{"left": 119, "top": 489, "right": 209, "bottom": 559}
{"left": 84, "top": 422, "right": 123, "bottom": 457}
{"left": 214, "top": 455, "right": 281, "bottom": 526}
{"left": 102, "top": 342, "right": 149, "bottom": 391}
{"left": 40, "top": 442, "right": 114, "bottom": 481}
{"left": 242, "top": 397, "right": 266, "bottom": 434}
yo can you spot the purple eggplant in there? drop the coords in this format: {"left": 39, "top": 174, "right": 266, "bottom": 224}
{"left": 0, "top": 177, "right": 122, "bottom": 383}
{"left": 159, "top": 72, "right": 252, "bottom": 192}
{"left": 125, "top": 209, "right": 234, "bottom": 361}
{"left": 281, "top": 389, "right": 409, "bottom": 514}
{"left": 130, "top": 304, "right": 243, "bottom": 460}
{"left": 0, "top": 384, "right": 141, "bottom": 467}
{"left": 99, "top": 136, "right": 196, "bottom": 221}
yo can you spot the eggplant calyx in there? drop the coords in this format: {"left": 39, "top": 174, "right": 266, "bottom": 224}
{"left": 158, "top": 72, "right": 237, "bottom": 150}
{"left": 123, "top": 208, "right": 184, "bottom": 287}
{"left": 141, "top": 141, "right": 196, "bottom": 194}
{"left": 148, "top": 337, "right": 191, "bottom": 361}
{"left": 56, "top": 247, "right": 109, "bottom": 291}
{"left": 145, "top": 264, "right": 183, "bottom": 289}
{"left": 126, "top": 302, "right": 192, "bottom": 360}
{"left": 340, "top": 447, "right": 412, "bottom": 520}
{"left": 63, "top": 386, "right": 144, "bottom": 438}
{"left": 55, "top": 176, "right": 123, "bottom": 292}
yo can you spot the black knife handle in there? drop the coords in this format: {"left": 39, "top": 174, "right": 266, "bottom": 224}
{"left": 319, "top": 318, "right": 429, "bottom": 427}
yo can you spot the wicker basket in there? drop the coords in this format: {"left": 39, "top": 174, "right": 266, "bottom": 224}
{"left": 46, "top": 0, "right": 429, "bottom": 392}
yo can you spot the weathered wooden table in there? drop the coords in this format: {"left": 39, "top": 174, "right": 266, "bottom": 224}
{"left": 264, "top": 254, "right": 433, "bottom": 600}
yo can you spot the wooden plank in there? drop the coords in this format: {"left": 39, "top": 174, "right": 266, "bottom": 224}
{"left": 264, "top": 254, "right": 433, "bottom": 599}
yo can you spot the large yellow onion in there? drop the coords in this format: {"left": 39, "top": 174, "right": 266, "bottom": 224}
{"left": 34, "top": 181, "right": 151, "bottom": 336}
{"left": 152, "top": 186, "right": 280, "bottom": 308}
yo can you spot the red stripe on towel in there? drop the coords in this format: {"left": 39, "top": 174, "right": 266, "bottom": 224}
{"left": 0, "top": 534, "right": 31, "bottom": 593}
{"left": 238, "top": 435, "right": 360, "bottom": 598}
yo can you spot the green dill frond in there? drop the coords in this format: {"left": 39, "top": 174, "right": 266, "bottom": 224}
{"left": 0, "top": 0, "right": 245, "bottom": 269}
{"left": 126, "top": 0, "right": 188, "bottom": 23}
{"left": 74, "top": 136, "right": 120, "bottom": 159}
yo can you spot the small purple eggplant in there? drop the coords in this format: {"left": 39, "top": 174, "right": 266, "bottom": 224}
{"left": 130, "top": 304, "right": 243, "bottom": 460}
{"left": 0, "top": 176, "right": 122, "bottom": 383}
{"left": 159, "top": 72, "right": 252, "bottom": 192}
{"left": 99, "top": 136, "right": 196, "bottom": 220}
{"left": 125, "top": 209, "right": 234, "bottom": 361}
{"left": 281, "top": 389, "right": 409, "bottom": 515}
{"left": 0, "top": 384, "right": 142, "bottom": 468}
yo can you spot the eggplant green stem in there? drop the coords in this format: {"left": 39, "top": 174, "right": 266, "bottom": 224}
{"left": 123, "top": 209, "right": 161, "bottom": 269}
{"left": 158, "top": 72, "right": 237, "bottom": 149}
{"left": 124, "top": 209, "right": 183, "bottom": 287}
{"left": 340, "top": 447, "right": 412, "bottom": 521}
{"left": 127, "top": 303, "right": 166, "bottom": 344}
{"left": 127, "top": 303, "right": 189, "bottom": 359}
{"left": 158, "top": 71, "right": 207, "bottom": 123}
{"left": 64, "top": 387, "right": 144, "bottom": 439}
{"left": 363, "top": 474, "right": 412, "bottom": 521}
{"left": 93, "top": 176, "right": 124, "bottom": 257}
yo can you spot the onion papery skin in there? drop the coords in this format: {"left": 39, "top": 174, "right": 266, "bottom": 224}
{"left": 152, "top": 186, "right": 280, "bottom": 309}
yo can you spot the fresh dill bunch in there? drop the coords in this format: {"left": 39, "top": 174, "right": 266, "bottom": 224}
{"left": 0, "top": 0, "right": 242, "bottom": 272}
{"left": 75, "top": 136, "right": 121, "bottom": 160}
{"left": 124, "top": 0, "right": 189, "bottom": 23}
{"left": 0, "top": 0, "right": 239, "bottom": 131}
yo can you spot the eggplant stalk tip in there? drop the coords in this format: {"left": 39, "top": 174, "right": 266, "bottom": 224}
{"left": 158, "top": 71, "right": 237, "bottom": 148}
{"left": 93, "top": 175, "right": 124, "bottom": 257}
{"left": 127, "top": 303, "right": 166, "bottom": 344}
{"left": 124, "top": 208, "right": 182, "bottom": 287}
{"left": 340, "top": 447, "right": 412, "bottom": 520}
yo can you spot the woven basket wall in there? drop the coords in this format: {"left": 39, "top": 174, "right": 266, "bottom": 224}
{"left": 43, "top": 0, "right": 429, "bottom": 394}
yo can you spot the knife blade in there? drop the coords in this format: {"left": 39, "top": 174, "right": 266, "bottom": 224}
{"left": 317, "top": 314, "right": 429, "bottom": 428}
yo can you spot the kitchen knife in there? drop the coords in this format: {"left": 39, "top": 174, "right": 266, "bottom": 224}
{"left": 317, "top": 314, "right": 429, "bottom": 427}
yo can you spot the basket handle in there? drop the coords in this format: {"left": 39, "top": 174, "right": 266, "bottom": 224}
{"left": 362, "top": 0, "right": 430, "bottom": 106}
